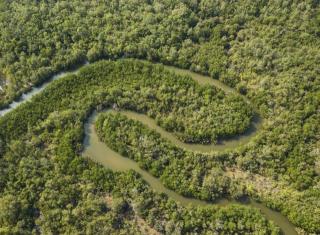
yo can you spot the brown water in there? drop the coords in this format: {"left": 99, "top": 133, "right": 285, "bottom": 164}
{"left": 0, "top": 60, "right": 297, "bottom": 234}
{"left": 83, "top": 110, "right": 297, "bottom": 235}
{"left": 162, "top": 65, "right": 263, "bottom": 152}
{"left": 82, "top": 65, "right": 297, "bottom": 235}
{"left": 109, "top": 110, "right": 261, "bottom": 153}
{"left": 164, "top": 65, "right": 236, "bottom": 95}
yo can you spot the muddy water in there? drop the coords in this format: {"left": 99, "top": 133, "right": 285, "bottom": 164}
{"left": 110, "top": 110, "right": 261, "bottom": 153}
{"left": 83, "top": 110, "right": 297, "bottom": 235}
{"left": 82, "top": 65, "right": 296, "bottom": 235}
{"left": 0, "top": 60, "right": 297, "bottom": 234}
{"left": 163, "top": 65, "right": 263, "bottom": 151}
{"left": 0, "top": 62, "right": 88, "bottom": 116}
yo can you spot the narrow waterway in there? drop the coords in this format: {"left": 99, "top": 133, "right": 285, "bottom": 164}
{"left": 0, "top": 62, "right": 88, "bottom": 116}
{"left": 83, "top": 110, "right": 297, "bottom": 235}
{"left": 0, "top": 60, "right": 297, "bottom": 234}
{"left": 109, "top": 109, "right": 261, "bottom": 153}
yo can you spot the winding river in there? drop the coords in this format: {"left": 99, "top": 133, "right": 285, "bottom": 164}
{"left": 83, "top": 110, "right": 297, "bottom": 235}
{"left": 0, "top": 61, "right": 297, "bottom": 235}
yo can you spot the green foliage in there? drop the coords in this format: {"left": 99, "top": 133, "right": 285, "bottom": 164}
{"left": 0, "top": 57, "right": 318, "bottom": 233}
{"left": 95, "top": 112, "right": 235, "bottom": 201}
{"left": 0, "top": 60, "right": 252, "bottom": 146}
{"left": 0, "top": 0, "right": 319, "bottom": 234}
{"left": 0, "top": 60, "right": 276, "bottom": 234}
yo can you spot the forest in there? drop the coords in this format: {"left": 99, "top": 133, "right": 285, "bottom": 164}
{"left": 95, "top": 110, "right": 255, "bottom": 201}
{"left": 0, "top": 60, "right": 279, "bottom": 234}
{"left": 0, "top": 0, "right": 319, "bottom": 234}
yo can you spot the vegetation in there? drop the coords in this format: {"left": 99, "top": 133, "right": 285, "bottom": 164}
{"left": 0, "top": 59, "right": 318, "bottom": 233}
{"left": 0, "top": 59, "right": 252, "bottom": 145}
{"left": 0, "top": 0, "right": 319, "bottom": 234}
{"left": 0, "top": 60, "right": 280, "bottom": 234}
{"left": 95, "top": 112, "right": 245, "bottom": 201}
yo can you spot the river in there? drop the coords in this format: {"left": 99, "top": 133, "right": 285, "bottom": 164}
{"left": 83, "top": 110, "right": 297, "bottom": 235}
{"left": 0, "top": 60, "right": 297, "bottom": 235}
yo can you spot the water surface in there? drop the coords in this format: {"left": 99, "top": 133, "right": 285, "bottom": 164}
{"left": 83, "top": 110, "right": 297, "bottom": 235}
{"left": 0, "top": 60, "right": 297, "bottom": 234}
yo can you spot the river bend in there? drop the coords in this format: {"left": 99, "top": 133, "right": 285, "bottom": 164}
{"left": 0, "top": 61, "right": 297, "bottom": 235}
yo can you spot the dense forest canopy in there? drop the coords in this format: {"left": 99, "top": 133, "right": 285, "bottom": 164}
{"left": 0, "top": 0, "right": 319, "bottom": 234}
{"left": 0, "top": 60, "right": 280, "bottom": 234}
